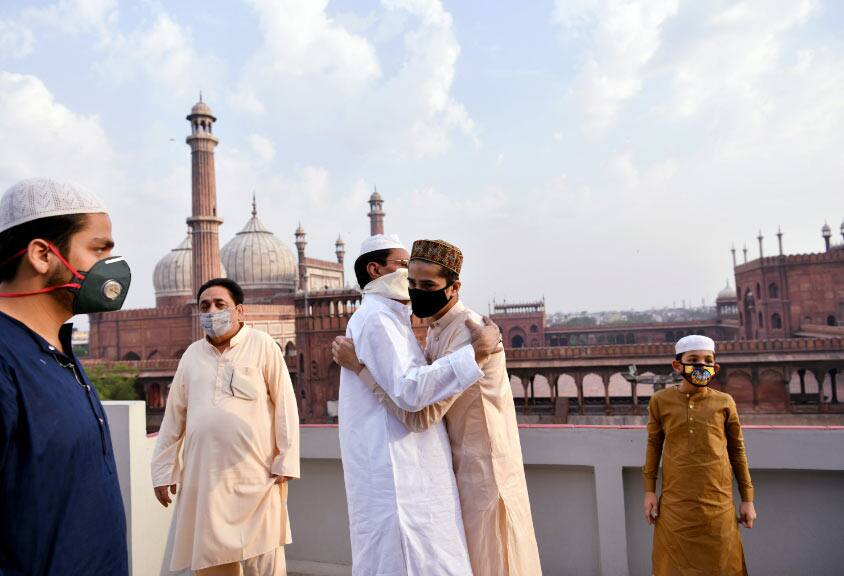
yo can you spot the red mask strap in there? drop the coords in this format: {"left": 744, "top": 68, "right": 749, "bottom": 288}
{"left": 0, "top": 243, "right": 84, "bottom": 298}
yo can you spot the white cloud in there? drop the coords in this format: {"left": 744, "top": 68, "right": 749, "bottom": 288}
{"left": 555, "top": 0, "right": 678, "bottom": 130}
{"left": 249, "top": 134, "right": 276, "bottom": 163}
{"left": 24, "top": 0, "right": 118, "bottom": 44}
{"left": 234, "top": 0, "right": 476, "bottom": 159}
{"left": 98, "top": 13, "right": 222, "bottom": 99}
{"left": 0, "top": 71, "right": 117, "bottom": 191}
{"left": 0, "top": 20, "right": 35, "bottom": 59}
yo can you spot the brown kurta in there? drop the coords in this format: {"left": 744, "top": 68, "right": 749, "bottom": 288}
{"left": 360, "top": 300, "right": 542, "bottom": 576}
{"left": 643, "top": 386, "right": 754, "bottom": 576}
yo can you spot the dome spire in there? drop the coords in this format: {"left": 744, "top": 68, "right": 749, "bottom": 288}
{"left": 252, "top": 192, "right": 257, "bottom": 217}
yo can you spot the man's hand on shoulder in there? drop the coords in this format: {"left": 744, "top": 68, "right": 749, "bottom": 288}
{"left": 332, "top": 336, "right": 364, "bottom": 374}
{"left": 466, "top": 316, "right": 502, "bottom": 362}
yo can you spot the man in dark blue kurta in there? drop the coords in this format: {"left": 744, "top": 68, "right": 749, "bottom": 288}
{"left": 0, "top": 178, "right": 129, "bottom": 576}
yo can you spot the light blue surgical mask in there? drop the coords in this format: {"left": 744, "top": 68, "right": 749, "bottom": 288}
{"left": 200, "top": 309, "right": 234, "bottom": 339}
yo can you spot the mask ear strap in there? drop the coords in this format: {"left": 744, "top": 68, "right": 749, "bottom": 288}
{"left": 45, "top": 243, "right": 85, "bottom": 281}
{"left": 0, "top": 243, "right": 85, "bottom": 281}
{"left": 0, "top": 243, "right": 84, "bottom": 298}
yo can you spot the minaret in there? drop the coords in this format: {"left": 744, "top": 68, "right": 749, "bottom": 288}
{"left": 368, "top": 187, "right": 385, "bottom": 236}
{"left": 295, "top": 223, "right": 307, "bottom": 290}
{"left": 757, "top": 230, "right": 764, "bottom": 259}
{"left": 731, "top": 244, "right": 737, "bottom": 268}
{"left": 777, "top": 226, "right": 784, "bottom": 256}
{"left": 186, "top": 96, "right": 223, "bottom": 296}
{"left": 822, "top": 222, "right": 831, "bottom": 252}
{"left": 335, "top": 235, "right": 346, "bottom": 264}
{"left": 742, "top": 244, "right": 748, "bottom": 263}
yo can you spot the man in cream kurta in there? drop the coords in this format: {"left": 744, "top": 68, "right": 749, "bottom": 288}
{"left": 340, "top": 234, "right": 501, "bottom": 576}
{"left": 151, "top": 278, "right": 299, "bottom": 575}
{"left": 335, "top": 239, "right": 542, "bottom": 576}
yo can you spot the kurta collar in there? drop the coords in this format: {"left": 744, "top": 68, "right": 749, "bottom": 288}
{"left": 429, "top": 299, "right": 465, "bottom": 335}
{"left": 204, "top": 323, "right": 250, "bottom": 354}
{"left": 364, "top": 293, "right": 412, "bottom": 319}
{"left": 0, "top": 311, "right": 75, "bottom": 358}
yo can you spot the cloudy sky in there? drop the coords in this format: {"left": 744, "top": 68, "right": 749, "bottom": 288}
{"left": 1, "top": 0, "right": 842, "bottom": 318}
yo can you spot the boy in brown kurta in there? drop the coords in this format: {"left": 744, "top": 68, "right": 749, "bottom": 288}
{"left": 332, "top": 239, "right": 542, "bottom": 576}
{"left": 643, "top": 335, "right": 757, "bottom": 576}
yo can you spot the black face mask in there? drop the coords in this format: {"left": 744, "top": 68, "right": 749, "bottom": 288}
{"left": 409, "top": 286, "right": 452, "bottom": 318}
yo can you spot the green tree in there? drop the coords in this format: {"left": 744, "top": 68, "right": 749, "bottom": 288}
{"left": 85, "top": 363, "right": 139, "bottom": 400}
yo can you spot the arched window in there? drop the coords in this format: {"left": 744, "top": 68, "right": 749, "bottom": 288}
{"left": 758, "top": 312, "right": 764, "bottom": 328}
{"left": 511, "top": 334, "right": 525, "bottom": 348}
{"left": 768, "top": 283, "right": 779, "bottom": 299}
{"left": 829, "top": 315, "right": 838, "bottom": 327}
{"left": 756, "top": 283, "right": 761, "bottom": 297}
{"left": 530, "top": 324, "right": 538, "bottom": 333}
{"left": 285, "top": 341, "right": 296, "bottom": 357}
{"left": 123, "top": 351, "right": 140, "bottom": 361}
{"left": 772, "top": 313, "right": 782, "bottom": 329}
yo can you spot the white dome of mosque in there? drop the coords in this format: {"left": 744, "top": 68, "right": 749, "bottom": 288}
{"left": 153, "top": 233, "right": 193, "bottom": 298}
{"left": 716, "top": 281, "right": 737, "bottom": 302}
{"left": 221, "top": 200, "right": 297, "bottom": 291}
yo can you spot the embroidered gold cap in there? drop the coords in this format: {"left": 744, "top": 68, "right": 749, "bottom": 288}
{"left": 410, "top": 239, "right": 463, "bottom": 275}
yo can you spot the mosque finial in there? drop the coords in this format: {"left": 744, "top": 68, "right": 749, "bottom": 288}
{"left": 199, "top": 90, "right": 203, "bottom": 103}
{"left": 252, "top": 192, "right": 257, "bottom": 217}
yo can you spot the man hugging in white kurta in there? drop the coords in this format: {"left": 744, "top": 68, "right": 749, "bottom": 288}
{"left": 338, "top": 234, "right": 501, "bottom": 576}
{"left": 152, "top": 278, "right": 300, "bottom": 576}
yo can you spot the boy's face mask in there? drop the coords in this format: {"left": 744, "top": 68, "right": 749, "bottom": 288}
{"left": 0, "top": 243, "right": 131, "bottom": 314}
{"left": 681, "top": 363, "right": 717, "bottom": 387}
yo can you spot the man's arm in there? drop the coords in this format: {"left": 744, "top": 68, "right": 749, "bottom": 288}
{"left": 265, "top": 341, "right": 300, "bottom": 481}
{"left": 151, "top": 362, "right": 188, "bottom": 506}
{"left": 643, "top": 395, "right": 664, "bottom": 524}
{"left": 355, "top": 311, "right": 483, "bottom": 412}
{"left": 358, "top": 367, "right": 459, "bottom": 432}
{"left": 725, "top": 396, "right": 756, "bottom": 527}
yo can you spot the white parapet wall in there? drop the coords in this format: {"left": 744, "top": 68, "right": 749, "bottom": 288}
{"left": 105, "top": 402, "right": 844, "bottom": 576}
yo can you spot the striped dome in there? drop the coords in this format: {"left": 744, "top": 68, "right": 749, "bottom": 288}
{"left": 221, "top": 208, "right": 296, "bottom": 292}
{"left": 153, "top": 234, "right": 193, "bottom": 298}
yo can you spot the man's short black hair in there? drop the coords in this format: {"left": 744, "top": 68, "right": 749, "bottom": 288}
{"left": 197, "top": 277, "right": 244, "bottom": 305}
{"left": 0, "top": 214, "right": 89, "bottom": 283}
{"left": 354, "top": 249, "right": 391, "bottom": 289}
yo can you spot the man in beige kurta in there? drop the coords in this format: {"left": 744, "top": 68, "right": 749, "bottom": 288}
{"left": 333, "top": 239, "right": 542, "bottom": 576}
{"left": 152, "top": 278, "right": 300, "bottom": 576}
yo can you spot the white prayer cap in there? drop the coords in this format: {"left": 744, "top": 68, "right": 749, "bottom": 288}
{"left": 0, "top": 178, "right": 107, "bottom": 235}
{"left": 359, "top": 234, "right": 406, "bottom": 258}
{"left": 675, "top": 335, "right": 716, "bottom": 355}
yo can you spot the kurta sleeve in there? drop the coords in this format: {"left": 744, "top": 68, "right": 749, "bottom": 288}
{"left": 725, "top": 396, "right": 754, "bottom": 502}
{"left": 265, "top": 341, "right": 300, "bottom": 479}
{"left": 0, "top": 364, "right": 16, "bottom": 475}
{"left": 151, "top": 362, "right": 188, "bottom": 487}
{"left": 643, "top": 394, "right": 665, "bottom": 493}
{"left": 356, "top": 311, "right": 483, "bottom": 412}
{"left": 358, "top": 367, "right": 458, "bottom": 432}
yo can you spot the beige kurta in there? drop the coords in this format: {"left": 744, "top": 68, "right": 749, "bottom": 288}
{"left": 644, "top": 386, "right": 753, "bottom": 576}
{"left": 151, "top": 325, "right": 300, "bottom": 572}
{"left": 360, "top": 300, "right": 542, "bottom": 576}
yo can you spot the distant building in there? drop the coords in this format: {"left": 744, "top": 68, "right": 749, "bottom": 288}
{"left": 733, "top": 226, "right": 844, "bottom": 340}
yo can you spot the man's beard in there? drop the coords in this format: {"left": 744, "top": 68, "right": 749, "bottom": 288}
{"left": 46, "top": 265, "right": 76, "bottom": 311}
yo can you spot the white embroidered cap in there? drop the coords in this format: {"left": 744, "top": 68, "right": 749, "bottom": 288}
{"left": 359, "top": 234, "right": 406, "bottom": 257}
{"left": 675, "top": 334, "right": 716, "bottom": 355}
{"left": 0, "top": 178, "right": 107, "bottom": 234}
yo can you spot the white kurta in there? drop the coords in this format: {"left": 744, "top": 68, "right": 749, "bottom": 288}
{"left": 151, "top": 325, "right": 300, "bottom": 572}
{"left": 339, "top": 294, "right": 483, "bottom": 576}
